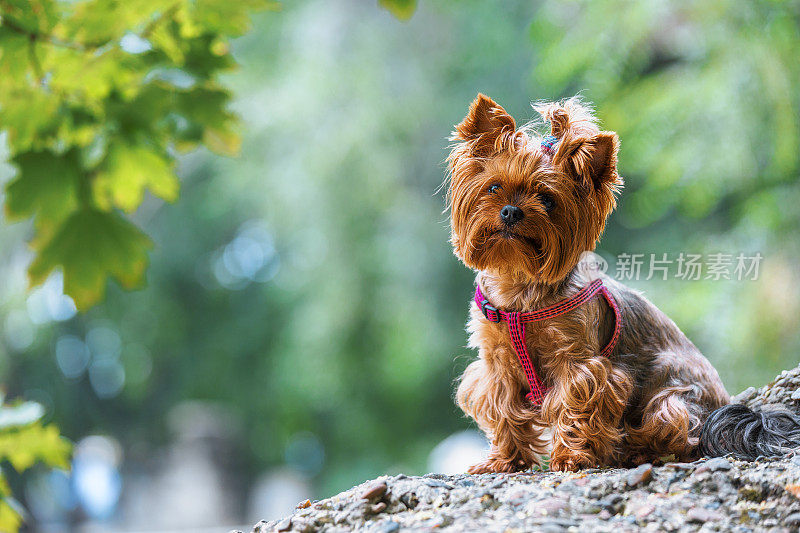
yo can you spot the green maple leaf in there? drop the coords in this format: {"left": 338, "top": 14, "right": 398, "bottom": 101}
{"left": 4, "top": 150, "right": 81, "bottom": 248}
{"left": 57, "top": 0, "right": 173, "bottom": 46}
{"left": 93, "top": 141, "right": 180, "bottom": 212}
{"left": 0, "top": 0, "right": 60, "bottom": 34}
{"left": 0, "top": 28, "right": 32, "bottom": 85}
{"left": 378, "top": 0, "right": 417, "bottom": 21}
{"left": 175, "top": 86, "right": 241, "bottom": 155}
{"left": 28, "top": 209, "right": 153, "bottom": 310}
{"left": 0, "top": 398, "right": 72, "bottom": 533}
{"left": 0, "top": 91, "right": 62, "bottom": 152}
{"left": 187, "top": 0, "right": 279, "bottom": 36}
{"left": 0, "top": 423, "right": 71, "bottom": 472}
{"left": 0, "top": 499, "right": 22, "bottom": 533}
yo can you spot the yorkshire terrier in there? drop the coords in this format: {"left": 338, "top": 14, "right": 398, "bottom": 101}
{"left": 447, "top": 94, "right": 800, "bottom": 473}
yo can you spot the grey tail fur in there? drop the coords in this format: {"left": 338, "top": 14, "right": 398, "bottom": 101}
{"left": 699, "top": 403, "right": 800, "bottom": 460}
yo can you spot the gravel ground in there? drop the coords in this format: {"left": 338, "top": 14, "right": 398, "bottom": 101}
{"left": 251, "top": 365, "right": 800, "bottom": 532}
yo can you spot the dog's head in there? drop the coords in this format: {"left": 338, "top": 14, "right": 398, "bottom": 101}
{"left": 447, "top": 94, "right": 622, "bottom": 283}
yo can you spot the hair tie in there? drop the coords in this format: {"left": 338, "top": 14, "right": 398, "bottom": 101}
{"left": 541, "top": 135, "right": 558, "bottom": 156}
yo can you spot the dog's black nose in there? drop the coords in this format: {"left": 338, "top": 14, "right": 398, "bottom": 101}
{"left": 500, "top": 205, "right": 524, "bottom": 225}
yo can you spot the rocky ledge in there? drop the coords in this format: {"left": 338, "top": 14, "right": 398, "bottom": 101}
{"left": 253, "top": 365, "right": 800, "bottom": 532}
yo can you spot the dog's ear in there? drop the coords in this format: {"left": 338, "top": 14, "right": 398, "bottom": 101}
{"left": 536, "top": 97, "right": 619, "bottom": 189}
{"left": 452, "top": 94, "right": 516, "bottom": 156}
{"left": 555, "top": 131, "right": 620, "bottom": 189}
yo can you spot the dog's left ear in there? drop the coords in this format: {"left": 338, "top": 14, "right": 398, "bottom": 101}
{"left": 452, "top": 94, "right": 516, "bottom": 156}
{"left": 555, "top": 131, "right": 620, "bottom": 189}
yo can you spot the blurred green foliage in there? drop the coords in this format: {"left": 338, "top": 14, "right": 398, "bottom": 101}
{"left": 0, "top": 0, "right": 799, "bottom": 519}
{"left": 531, "top": 0, "right": 800, "bottom": 228}
{"left": 0, "top": 398, "right": 70, "bottom": 532}
{"left": 1, "top": 0, "right": 273, "bottom": 310}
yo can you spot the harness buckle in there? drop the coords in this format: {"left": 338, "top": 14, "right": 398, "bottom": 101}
{"left": 480, "top": 299, "right": 501, "bottom": 322}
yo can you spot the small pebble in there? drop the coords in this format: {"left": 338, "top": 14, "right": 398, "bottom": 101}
{"left": 370, "top": 502, "right": 387, "bottom": 514}
{"left": 785, "top": 484, "right": 800, "bottom": 499}
{"left": 489, "top": 478, "right": 506, "bottom": 489}
{"left": 599, "top": 493, "right": 623, "bottom": 511}
{"left": 633, "top": 503, "right": 655, "bottom": 520}
{"left": 379, "top": 521, "right": 400, "bottom": 533}
{"left": 424, "top": 479, "right": 455, "bottom": 489}
{"left": 696, "top": 457, "right": 732, "bottom": 473}
{"left": 686, "top": 507, "right": 721, "bottom": 523}
{"left": 627, "top": 463, "right": 653, "bottom": 486}
{"left": 276, "top": 517, "right": 292, "bottom": 531}
{"left": 360, "top": 481, "right": 388, "bottom": 502}
{"left": 532, "top": 496, "right": 570, "bottom": 515}
{"left": 784, "top": 512, "right": 800, "bottom": 527}
{"left": 664, "top": 462, "right": 694, "bottom": 470}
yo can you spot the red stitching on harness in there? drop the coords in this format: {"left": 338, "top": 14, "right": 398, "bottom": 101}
{"left": 474, "top": 279, "right": 622, "bottom": 406}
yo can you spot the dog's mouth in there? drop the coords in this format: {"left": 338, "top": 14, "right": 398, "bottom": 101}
{"left": 490, "top": 230, "right": 542, "bottom": 252}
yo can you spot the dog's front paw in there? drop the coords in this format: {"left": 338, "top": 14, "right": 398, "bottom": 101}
{"left": 549, "top": 454, "right": 595, "bottom": 472}
{"left": 467, "top": 457, "right": 523, "bottom": 474}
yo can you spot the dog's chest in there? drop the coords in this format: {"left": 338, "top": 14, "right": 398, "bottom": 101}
{"left": 472, "top": 308, "right": 592, "bottom": 383}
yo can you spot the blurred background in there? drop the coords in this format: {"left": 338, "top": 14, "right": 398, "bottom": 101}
{"left": 1, "top": 0, "right": 799, "bottom": 530}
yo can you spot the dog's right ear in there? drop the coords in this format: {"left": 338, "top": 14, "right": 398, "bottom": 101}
{"left": 452, "top": 94, "right": 516, "bottom": 156}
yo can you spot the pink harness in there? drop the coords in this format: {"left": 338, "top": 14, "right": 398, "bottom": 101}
{"left": 474, "top": 278, "right": 622, "bottom": 405}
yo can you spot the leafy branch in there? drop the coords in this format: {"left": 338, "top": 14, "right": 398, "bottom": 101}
{"left": 1, "top": 0, "right": 275, "bottom": 310}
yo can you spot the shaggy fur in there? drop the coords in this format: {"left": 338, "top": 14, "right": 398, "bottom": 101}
{"left": 447, "top": 94, "right": 799, "bottom": 473}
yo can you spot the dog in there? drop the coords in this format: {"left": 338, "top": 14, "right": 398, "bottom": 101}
{"left": 447, "top": 94, "right": 800, "bottom": 473}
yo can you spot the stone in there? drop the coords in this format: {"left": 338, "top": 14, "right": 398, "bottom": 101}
{"left": 369, "top": 502, "right": 387, "bottom": 514}
{"left": 664, "top": 462, "right": 694, "bottom": 470}
{"left": 703, "top": 457, "right": 733, "bottom": 472}
{"left": 686, "top": 507, "right": 722, "bottom": 523}
{"left": 423, "top": 515, "right": 452, "bottom": 528}
{"left": 360, "top": 481, "right": 388, "bottom": 502}
{"left": 530, "top": 496, "right": 569, "bottom": 516}
{"left": 631, "top": 503, "right": 655, "bottom": 520}
{"left": 599, "top": 493, "right": 624, "bottom": 512}
{"left": 627, "top": 463, "right": 653, "bottom": 486}
{"left": 378, "top": 521, "right": 400, "bottom": 533}
{"left": 423, "top": 479, "right": 454, "bottom": 489}
{"left": 784, "top": 512, "right": 800, "bottom": 527}
{"left": 254, "top": 364, "right": 800, "bottom": 533}
{"left": 399, "top": 491, "right": 418, "bottom": 509}
{"left": 786, "top": 483, "right": 800, "bottom": 499}
{"left": 489, "top": 478, "right": 506, "bottom": 489}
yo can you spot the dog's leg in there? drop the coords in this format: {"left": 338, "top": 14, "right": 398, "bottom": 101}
{"left": 547, "top": 357, "right": 633, "bottom": 472}
{"left": 456, "top": 358, "right": 547, "bottom": 473}
{"left": 624, "top": 385, "right": 703, "bottom": 463}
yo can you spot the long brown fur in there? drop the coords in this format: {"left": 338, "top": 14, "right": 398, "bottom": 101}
{"left": 448, "top": 94, "right": 730, "bottom": 473}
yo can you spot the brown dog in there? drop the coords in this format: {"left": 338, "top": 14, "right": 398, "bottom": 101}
{"left": 447, "top": 94, "right": 800, "bottom": 473}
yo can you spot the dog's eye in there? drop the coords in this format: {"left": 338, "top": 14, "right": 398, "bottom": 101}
{"left": 487, "top": 184, "right": 502, "bottom": 194}
{"left": 539, "top": 193, "right": 556, "bottom": 212}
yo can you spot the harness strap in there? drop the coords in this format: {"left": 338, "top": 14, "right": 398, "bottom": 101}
{"left": 473, "top": 278, "right": 622, "bottom": 405}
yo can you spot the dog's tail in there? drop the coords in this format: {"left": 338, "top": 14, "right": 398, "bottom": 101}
{"left": 699, "top": 403, "right": 800, "bottom": 459}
